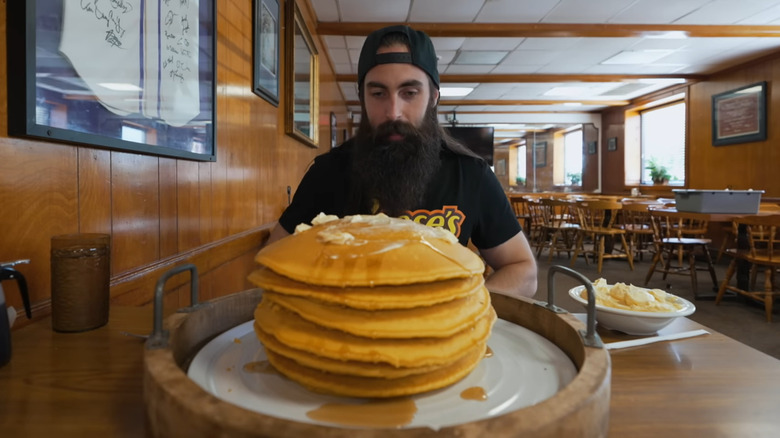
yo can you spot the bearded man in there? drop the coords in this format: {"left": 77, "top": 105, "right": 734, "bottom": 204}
{"left": 265, "top": 25, "right": 537, "bottom": 299}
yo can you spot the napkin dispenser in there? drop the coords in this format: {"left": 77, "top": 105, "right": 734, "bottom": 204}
{"left": 1, "top": 260, "right": 32, "bottom": 368}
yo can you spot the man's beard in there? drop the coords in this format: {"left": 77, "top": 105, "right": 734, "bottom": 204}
{"left": 351, "top": 107, "right": 442, "bottom": 217}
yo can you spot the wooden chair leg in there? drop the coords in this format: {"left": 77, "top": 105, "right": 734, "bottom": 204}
{"left": 702, "top": 245, "right": 718, "bottom": 291}
{"left": 597, "top": 235, "right": 605, "bottom": 274}
{"left": 688, "top": 250, "right": 699, "bottom": 298}
{"left": 570, "top": 234, "right": 583, "bottom": 268}
{"left": 764, "top": 267, "right": 773, "bottom": 323}
{"left": 661, "top": 246, "right": 673, "bottom": 281}
{"left": 620, "top": 235, "right": 634, "bottom": 271}
{"left": 645, "top": 249, "right": 662, "bottom": 285}
{"left": 715, "top": 260, "right": 737, "bottom": 304}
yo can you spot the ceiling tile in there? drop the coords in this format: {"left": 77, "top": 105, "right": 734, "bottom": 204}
{"left": 461, "top": 37, "right": 525, "bottom": 51}
{"left": 674, "top": 0, "right": 780, "bottom": 24}
{"left": 476, "top": 0, "right": 557, "bottom": 22}
{"left": 345, "top": 36, "right": 367, "bottom": 49}
{"left": 409, "top": 0, "right": 484, "bottom": 22}
{"left": 431, "top": 37, "right": 467, "bottom": 51}
{"left": 327, "top": 48, "right": 351, "bottom": 64}
{"left": 610, "top": 0, "right": 712, "bottom": 24}
{"left": 501, "top": 50, "right": 560, "bottom": 66}
{"left": 444, "top": 64, "right": 496, "bottom": 74}
{"left": 542, "top": 0, "right": 631, "bottom": 23}
{"left": 436, "top": 50, "right": 458, "bottom": 64}
{"left": 518, "top": 37, "right": 583, "bottom": 50}
{"left": 738, "top": 4, "right": 780, "bottom": 23}
{"left": 322, "top": 35, "right": 347, "bottom": 49}
{"left": 490, "top": 64, "right": 544, "bottom": 74}
{"left": 337, "top": 0, "right": 411, "bottom": 21}
{"left": 333, "top": 63, "right": 354, "bottom": 75}
{"left": 453, "top": 50, "right": 509, "bottom": 65}
{"left": 310, "top": 0, "right": 340, "bottom": 22}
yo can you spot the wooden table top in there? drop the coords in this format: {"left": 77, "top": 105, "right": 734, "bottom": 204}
{"left": 2, "top": 306, "right": 779, "bottom": 437}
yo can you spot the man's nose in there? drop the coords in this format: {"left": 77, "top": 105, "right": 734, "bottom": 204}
{"left": 385, "top": 95, "right": 403, "bottom": 121}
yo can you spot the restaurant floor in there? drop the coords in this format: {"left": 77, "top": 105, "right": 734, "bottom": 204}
{"left": 531, "top": 250, "right": 780, "bottom": 360}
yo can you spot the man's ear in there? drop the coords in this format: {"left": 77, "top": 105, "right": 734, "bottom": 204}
{"left": 431, "top": 88, "right": 440, "bottom": 107}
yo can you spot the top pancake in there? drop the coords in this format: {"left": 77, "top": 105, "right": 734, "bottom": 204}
{"left": 255, "top": 214, "right": 485, "bottom": 286}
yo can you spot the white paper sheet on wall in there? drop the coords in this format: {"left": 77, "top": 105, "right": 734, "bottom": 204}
{"left": 59, "top": 0, "right": 200, "bottom": 127}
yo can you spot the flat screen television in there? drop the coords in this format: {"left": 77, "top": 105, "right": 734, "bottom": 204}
{"left": 444, "top": 126, "right": 495, "bottom": 166}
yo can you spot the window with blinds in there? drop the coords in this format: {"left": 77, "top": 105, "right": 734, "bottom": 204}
{"left": 640, "top": 101, "right": 686, "bottom": 185}
{"left": 563, "top": 128, "right": 583, "bottom": 186}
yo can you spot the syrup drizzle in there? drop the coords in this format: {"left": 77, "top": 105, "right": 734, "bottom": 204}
{"left": 460, "top": 386, "right": 487, "bottom": 401}
{"left": 306, "top": 398, "right": 418, "bottom": 428}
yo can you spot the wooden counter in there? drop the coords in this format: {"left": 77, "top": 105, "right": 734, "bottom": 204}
{"left": 1, "top": 306, "right": 779, "bottom": 437}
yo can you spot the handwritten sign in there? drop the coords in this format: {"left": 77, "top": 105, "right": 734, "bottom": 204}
{"left": 716, "top": 93, "right": 760, "bottom": 139}
{"left": 60, "top": 0, "right": 200, "bottom": 126}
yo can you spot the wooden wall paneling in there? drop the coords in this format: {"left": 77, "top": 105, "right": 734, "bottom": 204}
{"left": 176, "top": 160, "right": 202, "bottom": 252}
{"left": 601, "top": 109, "right": 626, "bottom": 194}
{"left": 158, "top": 157, "right": 179, "bottom": 259}
{"left": 198, "top": 161, "right": 214, "bottom": 243}
{"left": 110, "top": 226, "right": 270, "bottom": 306}
{"left": 78, "top": 147, "right": 112, "bottom": 235}
{"left": 0, "top": 140, "right": 78, "bottom": 310}
{"left": 582, "top": 124, "right": 599, "bottom": 192}
{"left": 110, "top": 153, "right": 161, "bottom": 275}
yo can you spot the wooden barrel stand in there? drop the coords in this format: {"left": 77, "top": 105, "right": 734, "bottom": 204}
{"left": 144, "top": 289, "right": 611, "bottom": 437}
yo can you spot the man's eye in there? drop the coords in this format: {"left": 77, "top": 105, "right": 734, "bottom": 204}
{"left": 369, "top": 90, "right": 385, "bottom": 97}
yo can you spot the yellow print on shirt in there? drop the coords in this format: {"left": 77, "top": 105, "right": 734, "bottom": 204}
{"left": 401, "top": 205, "right": 465, "bottom": 238}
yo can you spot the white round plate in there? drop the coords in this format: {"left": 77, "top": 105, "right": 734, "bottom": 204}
{"left": 187, "top": 318, "right": 577, "bottom": 430}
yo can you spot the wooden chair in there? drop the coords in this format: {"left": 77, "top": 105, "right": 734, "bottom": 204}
{"left": 715, "top": 214, "right": 780, "bottom": 322}
{"left": 644, "top": 210, "right": 718, "bottom": 299}
{"left": 533, "top": 198, "right": 580, "bottom": 261}
{"left": 620, "top": 202, "right": 655, "bottom": 262}
{"left": 570, "top": 200, "right": 634, "bottom": 274}
{"left": 508, "top": 195, "right": 532, "bottom": 236}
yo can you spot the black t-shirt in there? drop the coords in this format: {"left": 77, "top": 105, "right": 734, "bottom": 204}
{"left": 278, "top": 141, "right": 521, "bottom": 249}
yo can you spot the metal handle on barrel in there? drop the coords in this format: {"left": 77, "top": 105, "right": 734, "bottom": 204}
{"left": 147, "top": 263, "right": 200, "bottom": 350}
{"left": 539, "top": 265, "right": 604, "bottom": 348}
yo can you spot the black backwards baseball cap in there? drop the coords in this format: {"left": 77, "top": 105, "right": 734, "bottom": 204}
{"left": 357, "top": 25, "right": 440, "bottom": 90}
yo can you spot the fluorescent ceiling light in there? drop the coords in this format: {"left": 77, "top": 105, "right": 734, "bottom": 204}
{"left": 99, "top": 82, "right": 143, "bottom": 91}
{"left": 440, "top": 87, "right": 474, "bottom": 97}
{"left": 543, "top": 86, "right": 588, "bottom": 96}
{"left": 601, "top": 50, "right": 674, "bottom": 65}
{"left": 645, "top": 31, "right": 689, "bottom": 39}
{"left": 563, "top": 102, "right": 583, "bottom": 106}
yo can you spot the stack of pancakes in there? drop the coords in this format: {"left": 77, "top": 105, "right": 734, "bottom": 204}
{"left": 248, "top": 213, "right": 496, "bottom": 398}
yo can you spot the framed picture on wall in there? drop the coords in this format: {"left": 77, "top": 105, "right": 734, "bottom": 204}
{"left": 608, "top": 137, "right": 618, "bottom": 151}
{"left": 284, "top": 0, "right": 319, "bottom": 148}
{"left": 712, "top": 81, "right": 767, "bottom": 146}
{"left": 587, "top": 141, "right": 597, "bottom": 154}
{"left": 6, "top": 0, "right": 217, "bottom": 161}
{"left": 495, "top": 158, "right": 507, "bottom": 176}
{"left": 253, "top": 0, "right": 280, "bottom": 106}
{"left": 534, "top": 142, "right": 547, "bottom": 168}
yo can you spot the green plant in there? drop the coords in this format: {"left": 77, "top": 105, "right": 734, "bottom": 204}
{"left": 567, "top": 172, "right": 581, "bottom": 185}
{"left": 515, "top": 176, "right": 526, "bottom": 186}
{"left": 645, "top": 158, "right": 671, "bottom": 184}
